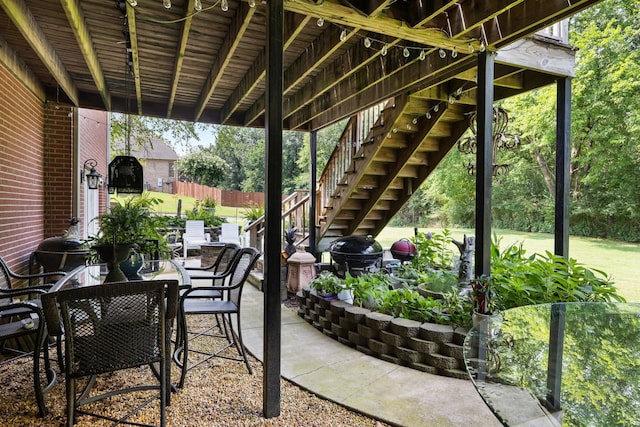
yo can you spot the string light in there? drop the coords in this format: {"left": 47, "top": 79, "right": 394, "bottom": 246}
{"left": 381, "top": 44, "right": 388, "bottom": 56}
{"left": 317, "top": 17, "right": 324, "bottom": 27}
{"left": 468, "top": 43, "right": 475, "bottom": 53}
{"left": 439, "top": 48, "right": 447, "bottom": 58}
{"left": 248, "top": 0, "right": 256, "bottom": 7}
{"left": 451, "top": 47, "right": 458, "bottom": 58}
{"left": 364, "top": 37, "right": 371, "bottom": 48}
{"left": 340, "top": 29, "right": 347, "bottom": 41}
{"left": 221, "top": 0, "right": 229, "bottom": 11}
{"left": 419, "top": 49, "right": 427, "bottom": 61}
{"left": 479, "top": 42, "right": 486, "bottom": 52}
{"left": 163, "top": 0, "right": 171, "bottom": 8}
{"left": 195, "top": 0, "right": 202, "bottom": 11}
{"left": 127, "top": 0, "right": 137, "bottom": 6}
{"left": 403, "top": 47, "right": 410, "bottom": 58}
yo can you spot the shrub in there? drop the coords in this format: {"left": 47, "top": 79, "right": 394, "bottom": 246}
{"left": 490, "top": 237, "right": 625, "bottom": 310}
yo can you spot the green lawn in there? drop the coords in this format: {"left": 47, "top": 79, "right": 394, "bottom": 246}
{"left": 378, "top": 226, "right": 640, "bottom": 303}
{"left": 114, "top": 192, "right": 640, "bottom": 302}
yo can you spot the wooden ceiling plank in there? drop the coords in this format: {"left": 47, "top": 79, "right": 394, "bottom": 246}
{"left": 221, "top": 13, "right": 310, "bottom": 124}
{"left": 284, "top": 24, "right": 358, "bottom": 95}
{"left": 166, "top": 0, "right": 196, "bottom": 118}
{"left": 1, "top": 0, "right": 79, "bottom": 105}
{"left": 367, "top": 0, "right": 396, "bottom": 17}
{"left": 447, "top": 0, "right": 525, "bottom": 39}
{"left": 125, "top": 3, "right": 142, "bottom": 114}
{"left": 245, "top": 32, "right": 400, "bottom": 126}
{"left": 485, "top": 0, "right": 598, "bottom": 49}
{"left": 194, "top": 3, "right": 256, "bottom": 122}
{"left": 290, "top": 49, "right": 474, "bottom": 130}
{"left": 284, "top": 0, "right": 480, "bottom": 51}
{"left": 410, "top": 0, "right": 455, "bottom": 28}
{"left": 60, "top": 0, "right": 110, "bottom": 110}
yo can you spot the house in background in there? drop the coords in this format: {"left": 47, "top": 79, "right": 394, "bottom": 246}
{"left": 114, "top": 138, "right": 179, "bottom": 194}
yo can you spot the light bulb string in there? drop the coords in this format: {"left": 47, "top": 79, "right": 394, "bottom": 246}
{"left": 132, "top": 0, "right": 234, "bottom": 25}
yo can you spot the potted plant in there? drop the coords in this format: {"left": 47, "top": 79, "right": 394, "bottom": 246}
{"left": 470, "top": 275, "right": 495, "bottom": 327}
{"left": 309, "top": 271, "right": 344, "bottom": 300}
{"left": 88, "top": 194, "right": 169, "bottom": 282}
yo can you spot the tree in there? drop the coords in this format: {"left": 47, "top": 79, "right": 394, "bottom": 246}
{"left": 110, "top": 113, "right": 207, "bottom": 155}
{"left": 175, "top": 150, "right": 228, "bottom": 187}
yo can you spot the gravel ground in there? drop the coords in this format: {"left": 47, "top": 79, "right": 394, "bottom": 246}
{"left": 0, "top": 315, "right": 390, "bottom": 427}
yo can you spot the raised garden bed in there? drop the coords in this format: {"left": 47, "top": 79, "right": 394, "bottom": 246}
{"left": 296, "top": 288, "right": 469, "bottom": 380}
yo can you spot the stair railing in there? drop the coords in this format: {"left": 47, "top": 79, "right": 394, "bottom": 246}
{"left": 316, "top": 98, "right": 391, "bottom": 229}
{"left": 244, "top": 190, "right": 310, "bottom": 253}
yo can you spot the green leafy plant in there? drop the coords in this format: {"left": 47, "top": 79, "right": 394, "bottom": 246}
{"left": 186, "top": 198, "right": 224, "bottom": 227}
{"left": 419, "top": 270, "right": 459, "bottom": 293}
{"left": 309, "top": 272, "right": 345, "bottom": 298}
{"left": 344, "top": 272, "right": 393, "bottom": 308}
{"left": 410, "top": 229, "right": 455, "bottom": 271}
{"left": 88, "top": 193, "right": 170, "bottom": 260}
{"left": 241, "top": 202, "right": 264, "bottom": 223}
{"left": 490, "top": 236, "right": 625, "bottom": 310}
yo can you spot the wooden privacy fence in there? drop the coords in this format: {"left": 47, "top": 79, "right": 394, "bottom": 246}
{"left": 174, "top": 182, "right": 264, "bottom": 208}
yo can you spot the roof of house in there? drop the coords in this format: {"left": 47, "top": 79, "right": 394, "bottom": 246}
{"left": 114, "top": 137, "right": 179, "bottom": 161}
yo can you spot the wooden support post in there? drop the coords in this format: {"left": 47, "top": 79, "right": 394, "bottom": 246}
{"left": 555, "top": 78, "right": 571, "bottom": 258}
{"left": 264, "top": 0, "right": 283, "bottom": 418}
{"left": 474, "top": 51, "right": 495, "bottom": 278}
{"left": 309, "top": 130, "right": 317, "bottom": 258}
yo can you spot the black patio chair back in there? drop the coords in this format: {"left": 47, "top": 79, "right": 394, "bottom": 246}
{"left": 0, "top": 254, "right": 65, "bottom": 416}
{"left": 42, "top": 279, "right": 178, "bottom": 427}
{"left": 174, "top": 247, "right": 260, "bottom": 387}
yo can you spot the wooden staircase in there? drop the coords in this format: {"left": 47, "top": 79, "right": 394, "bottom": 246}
{"left": 316, "top": 93, "right": 475, "bottom": 251}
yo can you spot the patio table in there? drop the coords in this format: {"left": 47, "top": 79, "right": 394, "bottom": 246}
{"left": 463, "top": 302, "right": 640, "bottom": 426}
{"left": 48, "top": 259, "right": 191, "bottom": 400}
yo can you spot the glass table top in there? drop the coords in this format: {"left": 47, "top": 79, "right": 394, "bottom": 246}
{"left": 463, "top": 302, "right": 640, "bottom": 426}
{"left": 50, "top": 259, "right": 191, "bottom": 292}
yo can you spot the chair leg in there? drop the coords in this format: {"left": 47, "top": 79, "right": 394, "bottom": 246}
{"left": 66, "top": 377, "right": 75, "bottom": 427}
{"left": 227, "top": 314, "right": 252, "bottom": 374}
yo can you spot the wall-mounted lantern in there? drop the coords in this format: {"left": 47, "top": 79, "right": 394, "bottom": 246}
{"left": 81, "top": 159, "right": 102, "bottom": 190}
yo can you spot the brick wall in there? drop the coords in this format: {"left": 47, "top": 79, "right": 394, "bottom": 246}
{"left": 78, "top": 108, "right": 109, "bottom": 221}
{"left": 43, "top": 103, "right": 74, "bottom": 238}
{"left": 0, "top": 65, "right": 47, "bottom": 271}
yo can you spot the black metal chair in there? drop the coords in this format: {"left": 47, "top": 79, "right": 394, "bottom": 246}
{"left": 0, "top": 255, "right": 65, "bottom": 416}
{"left": 174, "top": 247, "right": 260, "bottom": 388}
{"left": 42, "top": 279, "right": 179, "bottom": 427}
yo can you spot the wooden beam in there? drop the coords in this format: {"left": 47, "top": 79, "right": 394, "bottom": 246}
{"left": 194, "top": 3, "right": 256, "bottom": 122}
{"left": 446, "top": 0, "right": 525, "bottom": 39}
{"left": 166, "top": 0, "right": 196, "bottom": 118}
{"left": 285, "top": 0, "right": 480, "bottom": 51}
{"left": 60, "top": 0, "right": 110, "bottom": 110}
{"left": 0, "top": 35, "right": 45, "bottom": 101}
{"left": 1, "top": 0, "right": 78, "bottom": 105}
{"left": 284, "top": 24, "right": 358, "bottom": 95}
{"left": 297, "top": 54, "right": 477, "bottom": 131}
{"left": 221, "top": 13, "right": 310, "bottom": 124}
{"left": 485, "top": 0, "right": 599, "bottom": 49}
{"left": 496, "top": 38, "right": 575, "bottom": 77}
{"left": 125, "top": 3, "right": 142, "bottom": 114}
{"left": 246, "top": 34, "right": 400, "bottom": 126}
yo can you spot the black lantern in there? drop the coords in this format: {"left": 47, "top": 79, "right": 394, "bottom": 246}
{"left": 108, "top": 155, "right": 143, "bottom": 194}
{"left": 81, "top": 159, "right": 101, "bottom": 190}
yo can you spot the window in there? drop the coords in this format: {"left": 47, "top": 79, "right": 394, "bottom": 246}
{"left": 168, "top": 162, "right": 175, "bottom": 178}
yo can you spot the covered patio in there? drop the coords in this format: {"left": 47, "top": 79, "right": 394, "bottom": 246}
{"left": 0, "top": 0, "right": 602, "bottom": 422}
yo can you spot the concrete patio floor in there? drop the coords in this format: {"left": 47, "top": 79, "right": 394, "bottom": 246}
{"left": 238, "top": 283, "right": 502, "bottom": 427}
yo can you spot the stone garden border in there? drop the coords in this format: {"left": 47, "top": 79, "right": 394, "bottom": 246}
{"left": 297, "top": 288, "right": 470, "bottom": 380}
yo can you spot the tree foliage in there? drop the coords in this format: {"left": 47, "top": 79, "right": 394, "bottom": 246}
{"left": 175, "top": 150, "right": 228, "bottom": 187}
{"left": 109, "top": 113, "right": 206, "bottom": 155}
{"left": 408, "top": 0, "right": 640, "bottom": 241}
